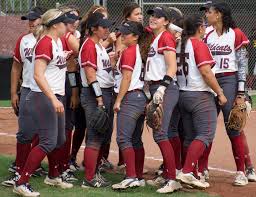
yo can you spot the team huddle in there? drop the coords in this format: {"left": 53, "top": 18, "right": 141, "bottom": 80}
{"left": 2, "top": 0, "right": 256, "bottom": 196}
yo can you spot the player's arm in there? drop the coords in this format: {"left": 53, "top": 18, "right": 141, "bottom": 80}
{"left": 236, "top": 46, "right": 247, "bottom": 95}
{"left": 67, "top": 34, "right": 79, "bottom": 55}
{"left": 199, "top": 65, "right": 227, "bottom": 105}
{"left": 164, "top": 50, "right": 177, "bottom": 78}
{"left": 101, "top": 32, "right": 117, "bottom": 49}
{"left": 67, "top": 56, "right": 80, "bottom": 109}
{"left": 34, "top": 59, "right": 64, "bottom": 113}
{"left": 10, "top": 60, "right": 22, "bottom": 112}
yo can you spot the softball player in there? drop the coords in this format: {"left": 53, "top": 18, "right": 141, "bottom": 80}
{"left": 13, "top": 9, "right": 75, "bottom": 196}
{"left": 199, "top": 0, "right": 256, "bottom": 183}
{"left": 175, "top": 14, "right": 227, "bottom": 189}
{"left": 111, "top": 21, "right": 146, "bottom": 190}
{"left": 144, "top": 6, "right": 182, "bottom": 194}
{"left": 1, "top": 7, "right": 45, "bottom": 187}
{"left": 204, "top": 2, "right": 251, "bottom": 186}
{"left": 114, "top": 2, "right": 144, "bottom": 173}
{"left": 78, "top": 12, "right": 114, "bottom": 188}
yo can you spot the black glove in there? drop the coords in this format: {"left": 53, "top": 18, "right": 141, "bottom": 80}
{"left": 88, "top": 106, "right": 109, "bottom": 133}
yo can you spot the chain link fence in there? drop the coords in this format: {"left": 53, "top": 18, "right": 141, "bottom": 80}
{"left": 0, "top": 0, "right": 256, "bottom": 89}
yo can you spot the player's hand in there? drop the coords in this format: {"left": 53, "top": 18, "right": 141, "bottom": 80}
{"left": 70, "top": 94, "right": 80, "bottom": 110}
{"left": 153, "top": 86, "right": 165, "bottom": 104}
{"left": 63, "top": 50, "right": 73, "bottom": 60}
{"left": 218, "top": 94, "right": 227, "bottom": 106}
{"left": 51, "top": 97, "right": 64, "bottom": 113}
{"left": 11, "top": 93, "right": 19, "bottom": 115}
{"left": 107, "top": 32, "right": 117, "bottom": 44}
{"left": 113, "top": 101, "right": 121, "bottom": 113}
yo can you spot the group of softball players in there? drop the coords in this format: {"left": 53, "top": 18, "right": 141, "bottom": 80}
{"left": 1, "top": 0, "right": 256, "bottom": 196}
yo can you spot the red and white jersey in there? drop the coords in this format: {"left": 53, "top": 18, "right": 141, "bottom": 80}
{"left": 30, "top": 35, "right": 67, "bottom": 95}
{"left": 145, "top": 31, "right": 177, "bottom": 81}
{"left": 13, "top": 33, "right": 36, "bottom": 88}
{"left": 205, "top": 28, "right": 249, "bottom": 74}
{"left": 177, "top": 38, "right": 215, "bottom": 92}
{"left": 114, "top": 44, "right": 144, "bottom": 93}
{"left": 78, "top": 38, "right": 114, "bottom": 88}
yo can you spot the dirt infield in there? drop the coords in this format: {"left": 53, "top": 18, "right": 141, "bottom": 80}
{"left": 1, "top": 108, "right": 256, "bottom": 197}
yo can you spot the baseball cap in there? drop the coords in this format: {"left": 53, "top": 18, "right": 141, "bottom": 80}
{"left": 117, "top": 21, "right": 143, "bottom": 36}
{"left": 21, "top": 7, "right": 45, "bottom": 21}
{"left": 199, "top": 0, "right": 224, "bottom": 11}
{"left": 45, "top": 12, "right": 76, "bottom": 27}
{"left": 147, "top": 6, "right": 170, "bottom": 20}
{"left": 66, "top": 12, "right": 82, "bottom": 21}
{"left": 87, "top": 12, "right": 114, "bottom": 29}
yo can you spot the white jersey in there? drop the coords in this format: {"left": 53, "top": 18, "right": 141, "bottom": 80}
{"left": 205, "top": 28, "right": 249, "bottom": 74}
{"left": 114, "top": 44, "right": 144, "bottom": 93}
{"left": 74, "top": 30, "right": 81, "bottom": 40}
{"left": 145, "top": 31, "right": 177, "bottom": 81}
{"left": 30, "top": 35, "right": 67, "bottom": 95}
{"left": 176, "top": 38, "right": 215, "bottom": 92}
{"left": 79, "top": 38, "right": 114, "bottom": 88}
{"left": 13, "top": 33, "right": 36, "bottom": 88}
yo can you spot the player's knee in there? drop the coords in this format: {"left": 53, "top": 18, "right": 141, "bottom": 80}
{"left": 16, "top": 133, "right": 32, "bottom": 144}
{"left": 40, "top": 139, "right": 58, "bottom": 153}
{"left": 117, "top": 137, "right": 132, "bottom": 150}
{"left": 227, "top": 129, "right": 240, "bottom": 137}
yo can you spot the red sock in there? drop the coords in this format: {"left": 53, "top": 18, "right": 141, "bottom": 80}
{"left": 84, "top": 147, "right": 99, "bottom": 181}
{"left": 230, "top": 135, "right": 245, "bottom": 172}
{"left": 17, "top": 146, "right": 46, "bottom": 185}
{"left": 158, "top": 140, "right": 176, "bottom": 180}
{"left": 16, "top": 142, "right": 31, "bottom": 174}
{"left": 70, "top": 128, "right": 85, "bottom": 161}
{"left": 118, "top": 148, "right": 124, "bottom": 166}
{"left": 122, "top": 147, "right": 136, "bottom": 178}
{"left": 134, "top": 147, "right": 145, "bottom": 179}
{"left": 47, "top": 148, "right": 63, "bottom": 178}
{"left": 102, "top": 144, "right": 110, "bottom": 160}
{"left": 169, "top": 136, "right": 182, "bottom": 170}
{"left": 198, "top": 143, "right": 212, "bottom": 173}
{"left": 31, "top": 135, "right": 39, "bottom": 149}
{"left": 240, "top": 131, "right": 252, "bottom": 168}
{"left": 183, "top": 140, "right": 206, "bottom": 173}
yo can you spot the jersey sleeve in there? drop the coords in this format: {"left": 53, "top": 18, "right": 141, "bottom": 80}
{"left": 158, "top": 31, "right": 176, "bottom": 54}
{"left": 13, "top": 35, "right": 24, "bottom": 63}
{"left": 80, "top": 40, "right": 97, "bottom": 69}
{"left": 234, "top": 28, "right": 250, "bottom": 50}
{"left": 35, "top": 37, "right": 53, "bottom": 62}
{"left": 120, "top": 45, "right": 136, "bottom": 71}
{"left": 192, "top": 39, "right": 215, "bottom": 68}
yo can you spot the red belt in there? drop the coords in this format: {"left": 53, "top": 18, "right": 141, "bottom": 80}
{"left": 215, "top": 72, "right": 236, "bottom": 78}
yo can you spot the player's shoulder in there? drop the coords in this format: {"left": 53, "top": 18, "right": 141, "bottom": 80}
{"left": 161, "top": 30, "right": 175, "bottom": 40}
{"left": 124, "top": 44, "right": 137, "bottom": 54}
{"left": 16, "top": 33, "right": 30, "bottom": 44}
{"left": 82, "top": 38, "right": 96, "bottom": 50}
{"left": 38, "top": 35, "right": 52, "bottom": 45}
{"left": 190, "top": 38, "right": 207, "bottom": 47}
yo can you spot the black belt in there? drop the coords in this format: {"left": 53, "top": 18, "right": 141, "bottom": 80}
{"left": 215, "top": 72, "right": 236, "bottom": 78}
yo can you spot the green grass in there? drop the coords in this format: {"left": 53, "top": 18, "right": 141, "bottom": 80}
{"left": 0, "top": 155, "right": 211, "bottom": 197}
{"left": 0, "top": 100, "right": 11, "bottom": 107}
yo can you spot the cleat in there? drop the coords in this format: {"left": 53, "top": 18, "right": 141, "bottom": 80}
{"left": 13, "top": 183, "right": 40, "bottom": 197}
{"left": 1, "top": 172, "right": 20, "bottom": 187}
{"left": 246, "top": 168, "right": 256, "bottom": 182}
{"left": 146, "top": 176, "right": 165, "bottom": 187}
{"left": 233, "top": 171, "right": 248, "bottom": 186}
{"left": 112, "top": 177, "right": 140, "bottom": 190}
{"left": 157, "top": 180, "right": 182, "bottom": 194}
{"left": 81, "top": 176, "right": 111, "bottom": 188}
{"left": 44, "top": 176, "right": 73, "bottom": 189}
{"left": 177, "top": 172, "right": 207, "bottom": 189}
{"left": 61, "top": 169, "right": 78, "bottom": 183}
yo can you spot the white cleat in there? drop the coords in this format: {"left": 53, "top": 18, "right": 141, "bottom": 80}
{"left": 44, "top": 176, "right": 73, "bottom": 189}
{"left": 233, "top": 171, "right": 248, "bottom": 186}
{"left": 198, "top": 172, "right": 210, "bottom": 188}
{"left": 176, "top": 169, "right": 182, "bottom": 176}
{"left": 246, "top": 168, "right": 256, "bottom": 182}
{"left": 112, "top": 178, "right": 140, "bottom": 190}
{"left": 13, "top": 183, "right": 40, "bottom": 197}
{"left": 176, "top": 172, "right": 207, "bottom": 189}
{"left": 146, "top": 176, "right": 166, "bottom": 187}
{"left": 203, "top": 169, "right": 210, "bottom": 180}
{"left": 138, "top": 179, "right": 146, "bottom": 187}
{"left": 157, "top": 180, "right": 182, "bottom": 194}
